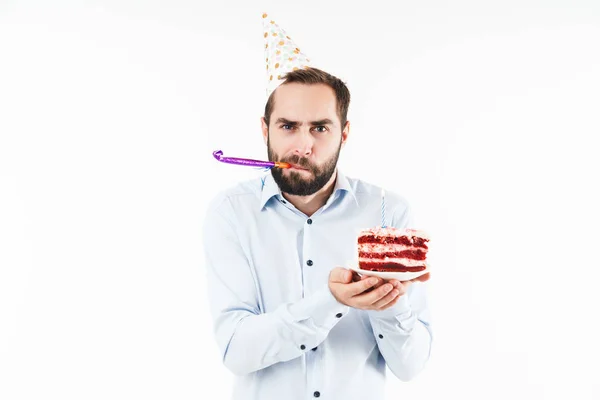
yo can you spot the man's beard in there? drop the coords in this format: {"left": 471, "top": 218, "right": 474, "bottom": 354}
{"left": 267, "top": 135, "right": 341, "bottom": 196}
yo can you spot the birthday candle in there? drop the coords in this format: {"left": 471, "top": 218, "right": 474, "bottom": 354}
{"left": 381, "top": 189, "right": 386, "bottom": 228}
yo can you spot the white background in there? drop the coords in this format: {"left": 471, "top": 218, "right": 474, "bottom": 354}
{"left": 1, "top": 1, "right": 599, "bottom": 399}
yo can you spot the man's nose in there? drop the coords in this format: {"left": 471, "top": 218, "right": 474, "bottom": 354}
{"left": 293, "top": 129, "right": 314, "bottom": 157}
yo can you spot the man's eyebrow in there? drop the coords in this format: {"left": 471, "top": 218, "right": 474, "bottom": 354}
{"left": 274, "top": 118, "right": 334, "bottom": 126}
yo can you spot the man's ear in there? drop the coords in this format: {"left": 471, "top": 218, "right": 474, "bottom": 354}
{"left": 341, "top": 120, "right": 350, "bottom": 148}
{"left": 261, "top": 117, "right": 269, "bottom": 145}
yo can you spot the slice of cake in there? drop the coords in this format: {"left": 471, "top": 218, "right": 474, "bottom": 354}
{"left": 357, "top": 227, "right": 430, "bottom": 272}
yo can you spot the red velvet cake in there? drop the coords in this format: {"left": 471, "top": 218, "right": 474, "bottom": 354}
{"left": 357, "top": 227, "right": 430, "bottom": 272}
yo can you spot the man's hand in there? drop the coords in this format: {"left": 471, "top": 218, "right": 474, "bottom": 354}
{"left": 328, "top": 268, "right": 403, "bottom": 311}
{"left": 328, "top": 267, "right": 431, "bottom": 311}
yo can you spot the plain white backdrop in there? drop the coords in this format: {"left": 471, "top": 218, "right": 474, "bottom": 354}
{"left": 1, "top": 1, "right": 599, "bottom": 399}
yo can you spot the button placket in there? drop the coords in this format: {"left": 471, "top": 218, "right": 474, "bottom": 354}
{"left": 302, "top": 217, "right": 314, "bottom": 291}
{"left": 303, "top": 216, "right": 325, "bottom": 397}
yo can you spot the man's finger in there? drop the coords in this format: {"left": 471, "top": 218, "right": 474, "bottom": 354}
{"left": 375, "top": 290, "right": 402, "bottom": 310}
{"left": 360, "top": 275, "right": 382, "bottom": 284}
{"left": 371, "top": 287, "right": 400, "bottom": 309}
{"left": 351, "top": 281, "right": 394, "bottom": 305}
{"left": 398, "top": 272, "right": 430, "bottom": 285}
{"left": 346, "top": 276, "right": 380, "bottom": 297}
{"left": 330, "top": 267, "right": 353, "bottom": 284}
{"left": 388, "top": 279, "right": 401, "bottom": 288}
{"left": 360, "top": 274, "right": 384, "bottom": 292}
{"left": 411, "top": 272, "right": 430, "bottom": 283}
{"left": 387, "top": 280, "right": 410, "bottom": 297}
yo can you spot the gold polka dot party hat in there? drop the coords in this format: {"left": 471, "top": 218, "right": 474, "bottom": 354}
{"left": 262, "top": 12, "right": 312, "bottom": 98}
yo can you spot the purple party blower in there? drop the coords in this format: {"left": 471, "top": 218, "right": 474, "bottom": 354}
{"left": 212, "top": 150, "right": 291, "bottom": 169}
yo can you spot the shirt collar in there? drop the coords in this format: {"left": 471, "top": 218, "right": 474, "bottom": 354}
{"left": 259, "top": 169, "right": 358, "bottom": 211}
{"left": 259, "top": 173, "right": 281, "bottom": 210}
{"left": 332, "top": 169, "right": 358, "bottom": 206}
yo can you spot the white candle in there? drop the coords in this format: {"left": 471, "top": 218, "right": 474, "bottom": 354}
{"left": 381, "top": 189, "right": 386, "bottom": 228}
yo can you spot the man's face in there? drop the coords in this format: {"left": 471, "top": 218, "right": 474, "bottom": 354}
{"left": 261, "top": 83, "right": 349, "bottom": 196}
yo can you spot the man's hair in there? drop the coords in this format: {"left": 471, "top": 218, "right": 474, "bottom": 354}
{"left": 263, "top": 67, "right": 351, "bottom": 130}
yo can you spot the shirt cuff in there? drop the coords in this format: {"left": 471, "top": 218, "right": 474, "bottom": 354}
{"left": 286, "top": 283, "right": 350, "bottom": 328}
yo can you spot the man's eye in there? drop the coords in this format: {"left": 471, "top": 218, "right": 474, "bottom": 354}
{"left": 313, "top": 126, "right": 327, "bottom": 133}
{"left": 281, "top": 124, "right": 294, "bottom": 130}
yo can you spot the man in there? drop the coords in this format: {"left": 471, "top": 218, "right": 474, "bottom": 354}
{"left": 201, "top": 14, "right": 432, "bottom": 400}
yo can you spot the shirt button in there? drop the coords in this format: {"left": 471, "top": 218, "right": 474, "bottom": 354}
{"left": 300, "top": 344, "right": 306, "bottom": 350}
{"left": 378, "top": 334, "right": 384, "bottom": 339}
{"left": 281, "top": 199, "right": 286, "bottom": 204}
{"left": 307, "top": 218, "right": 313, "bottom": 224}
{"left": 312, "top": 347, "right": 318, "bottom": 351}
{"left": 313, "top": 391, "right": 320, "bottom": 398}
{"left": 306, "top": 260, "right": 313, "bottom": 266}
{"left": 336, "top": 313, "right": 343, "bottom": 318}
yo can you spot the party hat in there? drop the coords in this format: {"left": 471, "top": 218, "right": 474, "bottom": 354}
{"left": 262, "top": 12, "right": 312, "bottom": 98}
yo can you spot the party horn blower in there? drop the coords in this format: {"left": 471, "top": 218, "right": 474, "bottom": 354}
{"left": 212, "top": 150, "right": 291, "bottom": 169}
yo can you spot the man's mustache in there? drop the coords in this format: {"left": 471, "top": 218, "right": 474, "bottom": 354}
{"left": 281, "top": 155, "right": 314, "bottom": 170}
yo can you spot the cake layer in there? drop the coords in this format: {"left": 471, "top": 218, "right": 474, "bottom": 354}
{"left": 358, "top": 262, "right": 427, "bottom": 273}
{"left": 358, "top": 228, "right": 429, "bottom": 249}
{"left": 358, "top": 243, "right": 424, "bottom": 252}
{"left": 359, "top": 257, "right": 425, "bottom": 267}
{"left": 358, "top": 249, "right": 427, "bottom": 260}
{"left": 359, "top": 227, "right": 430, "bottom": 240}
{"left": 358, "top": 234, "right": 429, "bottom": 248}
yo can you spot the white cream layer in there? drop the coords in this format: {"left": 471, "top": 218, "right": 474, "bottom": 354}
{"left": 358, "top": 243, "right": 427, "bottom": 253}
{"left": 358, "top": 257, "right": 425, "bottom": 267}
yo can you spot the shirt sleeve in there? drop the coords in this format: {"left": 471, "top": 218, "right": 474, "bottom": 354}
{"left": 202, "top": 195, "right": 350, "bottom": 376}
{"left": 366, "top": 197, "right": 433, "bottom": 381}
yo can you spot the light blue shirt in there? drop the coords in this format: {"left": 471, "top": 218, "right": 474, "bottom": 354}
{"left": 202, "top": 169, "right": 432, "bottom": 400}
